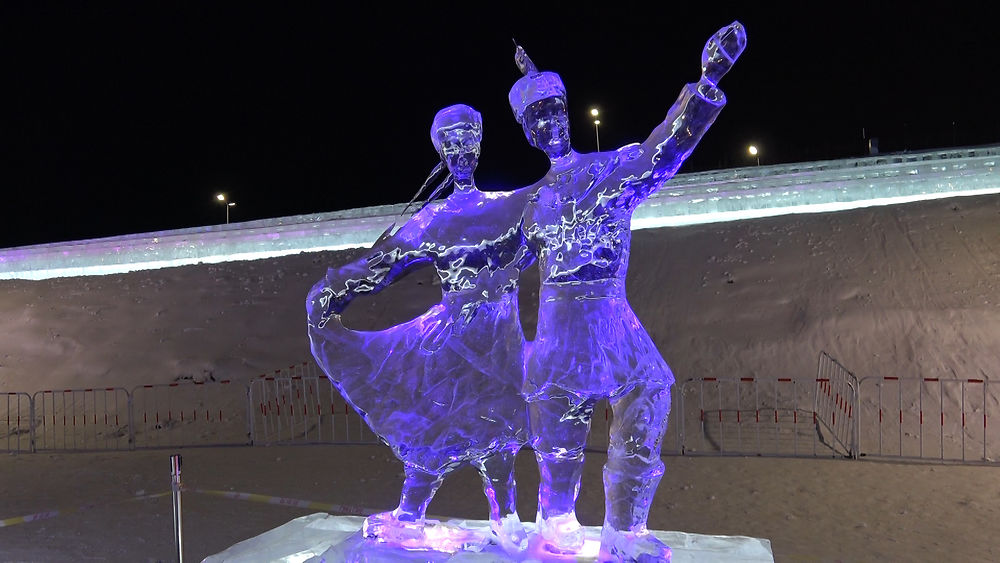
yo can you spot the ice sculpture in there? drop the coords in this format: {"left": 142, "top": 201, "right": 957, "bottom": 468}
{"left": 306, "top": 104, "right": 533, "bottom": 554}
{"left": 509, "top": 22, "right": 746, "bottom": 560}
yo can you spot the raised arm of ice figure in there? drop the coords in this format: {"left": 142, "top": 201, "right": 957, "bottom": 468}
{"left": 619, "top": 21, "right": 746, "bottom": 204}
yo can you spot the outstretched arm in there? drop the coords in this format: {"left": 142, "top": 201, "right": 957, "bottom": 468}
{"left": 316, "top": 208, "right": 436, "bottom": 320}
{"left": 619, "top": 21, "right": 747, "bottom": 202}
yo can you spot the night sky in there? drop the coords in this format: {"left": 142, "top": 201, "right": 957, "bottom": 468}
{"left": 3, "top": 3, "right": 998, "bottom": 249}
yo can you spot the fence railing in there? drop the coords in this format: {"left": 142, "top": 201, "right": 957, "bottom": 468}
{"left": 2, "top": 354, "right": 995, "bottom": 465}
{"left": 674, "top": 376, "right": 845, "bottom": 458}
{"left": 814, "top": 352, "right": 860, "bottom": 458}
{"left": 0, "top": 361, "right": 368, "bottom": 453}
{"left": 249, "top": 376, "right": 378, "bottom": 445}
{"left": 131, "top": 380, "right": 250, "bottom": 449}
{"left": 857, "top": 375, "right": 995, "bottom": 463}
{"left": 31, "top": 387, "right": 131, "bottom": 452}
{"left": 2, "top": 392, "right": 32, "bottom": 453}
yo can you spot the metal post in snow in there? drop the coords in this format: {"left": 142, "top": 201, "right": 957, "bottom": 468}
{"left": 170, "top": 454, "right": 183, "bottom": 563}
{"left": 29, "top": 393, "right": 36, "bottom": 453}
{"left": 245, "top": 384, "right": 254, "bottom": 446}
{"left": 128, "top": 391, "right": 136, "bottom": 450}
{"left": 851, "top": 376, "right": 860, "bottom": 459}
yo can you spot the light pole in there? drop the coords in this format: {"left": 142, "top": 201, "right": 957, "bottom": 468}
{"left": 216, "top": 193, "right": 236, "bottom": 224}
{"left": 748, "top": 145, "right": 760, "bottom": 166}
{"left": 590, "top": 108, "right": 601, "bottom": 151}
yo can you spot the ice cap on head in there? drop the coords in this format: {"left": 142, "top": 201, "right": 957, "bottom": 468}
{"left": 508, "top": 44, "right": 565, "bottom": 124}
{"left": 430, "top": 104, "right": 482, "bottom": 155}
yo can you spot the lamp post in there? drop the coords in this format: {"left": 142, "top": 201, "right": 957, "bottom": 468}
{"left": 215, "top": 193, "right": 236, "bottom": 224}
{"left": 748, "top": 145, "right": 760, "bottom": 166}
{"left": 590, "top": 108, "right": 601, "bottom": 152}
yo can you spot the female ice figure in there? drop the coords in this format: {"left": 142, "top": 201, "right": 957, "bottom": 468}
{"left": 306, "top": 104, "right": 532, "bottom": 553}
{"left": 508, "top": 23, "right": 746, "bottom": 561}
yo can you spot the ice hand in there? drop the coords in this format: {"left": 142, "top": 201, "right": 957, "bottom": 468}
{"left": 701, "top": 21, "right": 747, "bottom": 86}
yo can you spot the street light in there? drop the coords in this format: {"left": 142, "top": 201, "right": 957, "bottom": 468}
{"left": 748, "top": 145, "right": 760, "bottom": 166}
{"left": 590, "top": 108, "right": 601, "bottom": 151}
{"left": 215, "top": 193, "right": 236, "bottom": 224}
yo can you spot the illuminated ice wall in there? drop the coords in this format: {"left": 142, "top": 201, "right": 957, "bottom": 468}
{"left": 1, "top": 146, "right": 998, "bottom": 281}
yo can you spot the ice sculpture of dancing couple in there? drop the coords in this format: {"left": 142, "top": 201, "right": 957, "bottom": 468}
{"left": 307, "top": 21, "right": 746, "bottom": 561}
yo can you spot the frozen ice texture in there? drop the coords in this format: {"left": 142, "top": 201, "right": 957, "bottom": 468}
{"left": 510, "top": 22, "right": 746, "bottom": 559}
{"left": 201, "top": 513, "right": 776, "bottom": 562}
{"left": 306, "top": 105, "right": 531, "bottom": 553}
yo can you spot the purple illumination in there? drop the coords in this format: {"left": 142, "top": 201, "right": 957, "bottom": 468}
{"left": 512, "top": 22, "right": 746, "bottom": 560}
{"left": 306, "top": 104, "right": 531, "bottom": 554}
{"left": 305, "top": 21, "right": 745, "bottom": 560}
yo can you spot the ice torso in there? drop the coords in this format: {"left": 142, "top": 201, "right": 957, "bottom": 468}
{"left": 522, "top": 150, "right": 638, "bottom": 288}
{"left": 406, "top": 190, "right": 529, "bottom": 302}
{"left": 522, "top": 148, "right": 674, "bottom": 401}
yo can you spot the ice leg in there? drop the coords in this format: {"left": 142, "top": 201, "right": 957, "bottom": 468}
{"left": 362, "top": 463, "right": 445, "bottom": 544}
{"left": 477, "top": 443, "right": 528, "bottom": 553}
{"left": 529, "top": 395, "right": 596, "bottom": 554}
{"left": 601, "top": 383, "right": 673, "bottom": 562}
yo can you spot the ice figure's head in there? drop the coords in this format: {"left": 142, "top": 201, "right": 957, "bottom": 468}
{"left": 508, "top": 70, "right": 565, "bottom": 124}
{"left": 509, "top": 50, "right": 571, "bottom": 160}
{"left": 520, "top": 95, "right": 571, "bottom": 160}
{"left": 431, "top": 104, "right": 482, "bottom": 183}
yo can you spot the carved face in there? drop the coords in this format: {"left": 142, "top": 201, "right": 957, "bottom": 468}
{"left": 436, "top": 123, "right": 481, "bottom": 182}
{"left": 522, "top": 96, "right": 571, "bottom": 159}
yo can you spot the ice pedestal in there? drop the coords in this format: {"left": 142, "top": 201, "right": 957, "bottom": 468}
{"left": 202, "top": 513, "right": 774, "bottom": 562}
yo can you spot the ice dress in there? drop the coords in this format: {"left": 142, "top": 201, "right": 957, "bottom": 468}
{"left": 307, "top": 189, "right": 532, "bottom": 474}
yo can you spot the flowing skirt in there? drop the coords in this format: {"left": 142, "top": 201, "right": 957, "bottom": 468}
{"left": 308, "top": 289, "right": 528, "bottom": 474}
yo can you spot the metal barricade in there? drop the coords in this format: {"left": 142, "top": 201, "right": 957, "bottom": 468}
{"left": 31, "top": 388, "right": 131, "bottom": 451}
{"left": 814, "top": 352, "right": 859, "bottom": 458}
{"left": 131, "top": 380, "right": 251, "bottom": 449}
{"left": 858, "top": 376, "right": 994, "bottom": 462}
{"left": 249, "top": 376, "right": 378, "bottom": 445}
{"left": 676, "top": 376, "right": 843, "bottom": 457}
{"left": 259, "top": 361, "right": 322, "bottom": 381}
{"left": 15, "top": 355, "right": 998, "bottom": 467}
{"left": 2, "top": 392, "right": 33, "bottom": 453}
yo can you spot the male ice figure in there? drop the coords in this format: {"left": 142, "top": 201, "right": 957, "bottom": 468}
{"left": 508, "top": 22, "right": 746, "bottom": 560}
